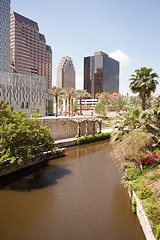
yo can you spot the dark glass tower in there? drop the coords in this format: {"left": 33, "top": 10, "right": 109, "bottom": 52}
{"left": 84, "top": 51, "right": 119, "bottom": 98}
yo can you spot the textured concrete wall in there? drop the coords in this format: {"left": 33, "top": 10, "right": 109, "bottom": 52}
{"left": 39, "top": 116, "right": 100, "bottom": 140}
{"left": 129, "top": 191, "right": 156, "bottom": 240}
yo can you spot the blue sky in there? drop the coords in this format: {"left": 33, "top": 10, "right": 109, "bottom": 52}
{"left": 11, "top": 0, "right": 160, "bottom": 95}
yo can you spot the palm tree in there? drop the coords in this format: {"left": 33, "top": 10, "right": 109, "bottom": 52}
{"left": 129, "top": 67, "right": 159, "bottom": 110}
{"left": 113, "top": 107, "right": 159, "bottom": 143}
{"left": 47, "top": 86, "right": 62, "bottom": 117}
{"left": 76, "top": 90, "right": 91, "bottom": 115}
{"left": 63, "top": 88, "right": 75, "bottom": 117}
{"left": 108, "top": 95, "right": 127, "bottom": 112}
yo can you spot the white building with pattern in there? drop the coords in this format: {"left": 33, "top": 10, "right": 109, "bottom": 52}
{"left": 0, "top": 0, "right": 10, "bottom": 72}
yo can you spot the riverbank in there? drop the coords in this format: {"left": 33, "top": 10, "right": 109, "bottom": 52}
{"left": 0, "top": 149, "right": 65, "bottom": 178}
{"left": 122, "top": 158, "right": 160, "bottom": 240}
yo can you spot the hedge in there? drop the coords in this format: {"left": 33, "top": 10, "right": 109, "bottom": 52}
{"left": 77, "top": 133, "right": 111, "bottom": 145}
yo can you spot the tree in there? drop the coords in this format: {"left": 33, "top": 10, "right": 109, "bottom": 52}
{"left": 62, "top": 88, "right": 75, "bottom": 117}
{"left": 76, "top": 90, "right": 91, "bottom": 115}
{"left": 47, "top": 86, "right": 62, "bottom": 117}
{"left": 96, "top": 92, "right": 111, "bottom": 104}
{"left": 94, "top": 102, "right": 106, "bottom": 118}
{"left": 112, "top": 107, "right": 159, "bottom": 143}
{"left": 129, "top": 67, "right": 159, "bottom": 110}
{"left": 0, "top": 101, "right": 55, "bottom": 163}
{"left": 108, "top": 95, "right": 127, "bottom": 112}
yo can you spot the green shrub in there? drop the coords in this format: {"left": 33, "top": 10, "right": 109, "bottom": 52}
{"left": 123, "top": 168, "right": 142, "bottom": 182}
{"left": 31, "top": 112, "right": 42, "bottom": 118}
{"left": 139, "top": 185, "right": 152, "bottom": 199}
{"left": 0, "top": 101, "right": 55, "bottom": 164}
{"left": 77, "top": 133, "right": 111, "bottom": 145}
{"left": 132, "top": 197, "right": 137, "bottom": 213}
{"left": 147, "top": 206, "right": 160, "bottom": 225}
{"left": 156, "top": 224, "right": 160, "bottom": 240}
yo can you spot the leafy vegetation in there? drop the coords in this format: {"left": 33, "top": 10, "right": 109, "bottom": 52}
{"left": 77, "top": 133, "right": 111, "bottom": 145}
{"left": 0, "top": 101, "right": 55, "bottom": 165}
{"left": 129, "top": 67, "right": 159, "bottom": 110}
{"left": 31, "top": 113, "right": 42, "bottom": 118}
{"left": 110, "top": 67, "right": 160, "bottom": 239}
{"left": 132, "top": 197, "right": 137, "bottom": 213}
{"left": 94, "top": 102, "right": 106, "bottom": 118}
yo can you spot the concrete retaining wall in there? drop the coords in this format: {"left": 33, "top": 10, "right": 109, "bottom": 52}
{"left": 39, "top": 116, "right": 100, "bottom": 140}
{"left": 129, "top": 191, "right": 156, "bottom": 240}
{"left": 0, "top": 149, "right": 65, "bottom": 178}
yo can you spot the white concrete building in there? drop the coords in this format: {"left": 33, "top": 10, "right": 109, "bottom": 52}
{"left": 0, "top": 0, "right": 10, "bottom": 72}
{"left": 56, "top": 56, "right": 75, "bottom": 89}
{"left": 0, "top": 72, "right": 46, "bottom": 116}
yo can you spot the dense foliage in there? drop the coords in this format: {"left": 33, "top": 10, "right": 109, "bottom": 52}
{"left": 77, "top": 133, "right": 111, "bottom": 145}
{"left": 94, "top": 102, "right": 106, "bottom": 118}
{"left": 129, "top": 67, "right": 159, "bottom": 110}
{"left": 122, "top": 151, "right": 160, "bottom": 239}
{"left": 0, "top": 101, "right": 55, "bottom": 165}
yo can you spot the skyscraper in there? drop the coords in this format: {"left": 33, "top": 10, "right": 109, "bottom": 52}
{"left": 84, "top": 51, "right": 119, "bottom": 98}
{"left": 56, "top": 56, "right": 75, "bottom": 89}
{"left": 10, "top": 12, "right": 52, "bottom": 89}
{"left": 0, "top": 0, "right": 10, "bottom": 72}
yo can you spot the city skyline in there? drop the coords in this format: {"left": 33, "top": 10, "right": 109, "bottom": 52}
{"left": 11, "top": 0, "right": 160, "bottom": 95}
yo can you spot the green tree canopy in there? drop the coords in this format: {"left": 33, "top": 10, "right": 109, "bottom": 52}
{"left": 94, "top": 102, "right": 106, "bottom": 117}
{"left": 129, "top": 67, "right": 159, "bottom": 110}
{"left": 47, "top": 86, "right": 63, "bottom": 117}
{"left": 0, "top": 101, "right": 54, "bottom": 164}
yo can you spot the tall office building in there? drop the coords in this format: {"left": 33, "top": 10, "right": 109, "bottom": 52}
{"left": 0, "top": 0, "right": 10, "bottom": 72}
{"left": 57, "top": 56, "right": 75, "bottom": 89}
{"left": 0, "top": 71, "right": 46, "bottom": 116}
{"left": 84, "top": 51, "right": 119, "bottom": 98}
{"left": 10, "top": 12, "right": 52, "bottom": 89}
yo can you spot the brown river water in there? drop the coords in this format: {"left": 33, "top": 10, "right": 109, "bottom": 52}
{"left": 0, "top": 140, "right": 146, "bottom": 240}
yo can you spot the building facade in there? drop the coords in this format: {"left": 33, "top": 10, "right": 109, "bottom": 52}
{"left": 0, "top": 0, "right": 10, "bottom": 72}
{"left": 0, "top": 72, "right": 46, "bottom": 116}
{"left": 84, "top": 51, "right": 119, "bottom": 98}
{"left": 57, "top": 56, "right": 75, "bottom": 89}
{"left": 10, "top": 12, "right": 52, "bottom": 89}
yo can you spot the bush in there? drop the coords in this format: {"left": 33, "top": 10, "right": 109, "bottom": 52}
{"left": 156, "top": 224, "right": 160, "bottom": 240}
{"left": 139, "top": 185, "right": 152, "bottom": 199}
{"left": 77, "top": 133, "right": 111, "bottom": 145}
{"left": 31, "top": 113, "right": 42, "bottom": 118}
{"left": 0, "top": 101, "right": 55, "bottom": 164}
{"left": 132, "top": 197, "right": 137, "bottom": 213}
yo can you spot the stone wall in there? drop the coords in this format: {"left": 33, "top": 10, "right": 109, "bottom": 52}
{"left": 39, "top": 116, "right": 101, "bottom": 140}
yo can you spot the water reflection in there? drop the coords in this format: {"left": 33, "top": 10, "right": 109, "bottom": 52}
{"left": 0, "top": 162, "right": 71, "bottom": 191}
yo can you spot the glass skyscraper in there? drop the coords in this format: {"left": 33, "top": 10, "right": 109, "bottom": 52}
{"left": 84, "top": 51, "right": 119, "bottom": 98}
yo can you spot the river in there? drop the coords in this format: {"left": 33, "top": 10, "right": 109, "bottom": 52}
{"left": 0, "top": 140, "right": 146, "bottom": 240}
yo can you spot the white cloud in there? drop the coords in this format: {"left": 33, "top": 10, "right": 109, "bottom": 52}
{"left": 109, "top": 49, "right": 130, "bottom": 67}
{"left": 76, "top": 75, "right": 83, "bottom": 90}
